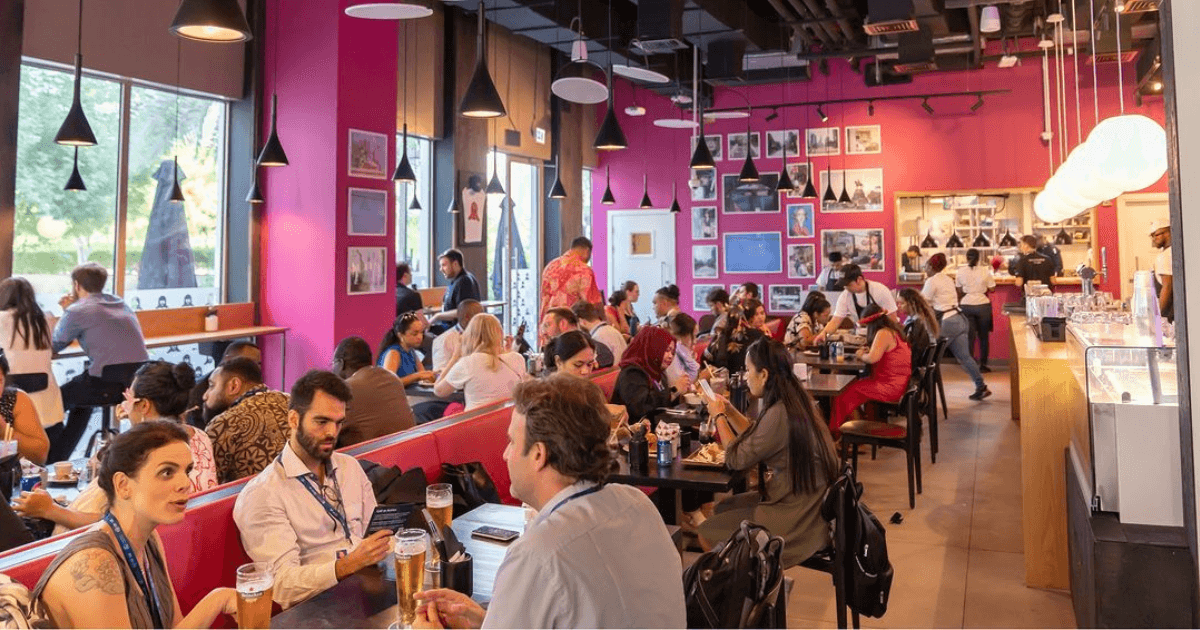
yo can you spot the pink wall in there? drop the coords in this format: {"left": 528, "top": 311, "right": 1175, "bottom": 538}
{"left": 592, "top": 53, "right": 1165, "bottom": 361}
{"left": 259, "top": 0, "right": 398, "bottom": 388}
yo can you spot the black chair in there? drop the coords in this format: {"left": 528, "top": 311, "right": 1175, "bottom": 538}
{"left": 839, "top": 378, "right": 924, "bottom": 508}
{"left": 931, "top": 339, "right": 949, "bottom": 422}
{"left": 923, "top": 339, "right": 949, "bottom": 463}
{"left": 7, "top": 373, "right": 49, "bottom": 394}
{"left": 82, "top": 362, "right": 146, "bottom": 457}
{"left": 800, "top": 465, "right": 863, "bottom": 629}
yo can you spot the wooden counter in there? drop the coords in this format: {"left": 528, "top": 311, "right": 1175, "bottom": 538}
{"left": 1008, "top": 315, "right": 1088, "bottom": 590}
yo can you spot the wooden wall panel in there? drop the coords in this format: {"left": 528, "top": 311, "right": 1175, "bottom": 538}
{"left": 452, "top": 10, "right": 489, "bottom": 277}
{"left": 397, "top": 2, "right": 443, "bottom": 139}
{"left": 486, "top": 25, "right": 552, "bottom": 163}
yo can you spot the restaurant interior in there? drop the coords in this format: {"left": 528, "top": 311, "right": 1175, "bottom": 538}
{"left": 1, "top": 0, "right": 1199, "bottom": 628}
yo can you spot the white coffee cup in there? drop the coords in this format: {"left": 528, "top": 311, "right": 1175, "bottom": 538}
{"left": 53, "top": 461, "right": 73, "bottom": 480}
{"left": 792, "top": 363, "right": 809, "bottom": 381}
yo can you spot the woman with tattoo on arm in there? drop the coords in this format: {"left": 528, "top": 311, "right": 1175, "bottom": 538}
{"left": 31, "top": 421, "right": 237, "bottom": 629}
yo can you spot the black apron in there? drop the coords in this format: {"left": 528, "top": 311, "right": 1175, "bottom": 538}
{"left": 1155, "top": 274, "right": 1175, "bottom": 322}
{"left": 851, "top": 281, "right": 878, "bottom": 319}
{"left": 824, "top": 266, "right": 845, "bottom": 292}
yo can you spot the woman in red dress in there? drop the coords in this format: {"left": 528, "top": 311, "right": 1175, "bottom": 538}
{"left": 830, "top": 304, "right": 911, "bottom": 436}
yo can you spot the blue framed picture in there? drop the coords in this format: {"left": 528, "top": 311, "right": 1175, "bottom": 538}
{"left": 722, "top": 232, "right": 782, "bottom": 274}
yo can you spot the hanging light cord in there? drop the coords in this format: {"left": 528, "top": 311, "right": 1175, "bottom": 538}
{"left": 1090, "top": 0, "right": 1099, "bottom": 125}
{"left": 76, "top": 0, "right": 83, "bottom": 55}
{"left": 1115, "top": 5, "right": 1125, "bottom": 114}
{"left": 1070, "top": 2, "right": 1082, "bottom": 145}
{"left": 175, "top": 39, "right": 181, "bottom": 146}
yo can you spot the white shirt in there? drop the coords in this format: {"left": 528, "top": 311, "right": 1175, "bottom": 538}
{"left": 588, "top": 322, "right": 627, "bottom": 364}
{"left": 0, "top": 310, "right": 63, "bottom": 427}
{"left": 233, "top": 442, "right": 376, "bottom": 609}
{"left": 443, "top": 351, "right": 526, "bottom": 410}
{"left": 832, "top": 280, "right": 897, "bottom": 320}
{"left": 1155, "top": 246, "right": 1173, "bottom": 283}
{"left": 431, "top": 325, "right": 462, "bottom": 372}
{"left": 955, "top": 265, "right": 996, "bottom": 306}
{"left": 665, "top": 342, "right": 699, "bottom": 384}
{"left": 921, "top": 272, "right": 960, "bottom": 313}
{"left": 483, "top": 482, "right": 686, "bottom": 629}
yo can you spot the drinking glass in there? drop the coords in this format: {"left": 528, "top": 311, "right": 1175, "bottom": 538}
{"left": 394, "top": 529, "right": 428, "bottom": 629}
{"left": 426, "top": 483, "right": 453, "bottom": 531}
{"left": 235, "top": 563, "right": 274, "bottom": 630}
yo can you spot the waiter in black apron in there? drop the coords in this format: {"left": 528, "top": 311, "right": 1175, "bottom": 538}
{"left": 812, "top": 264, "right": 900, "bottom": 344}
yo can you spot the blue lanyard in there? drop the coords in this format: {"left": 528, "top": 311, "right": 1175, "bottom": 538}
{"left": 283, "top": 455, "right": 352, "bottom": 543}
{"left": 102, "top": 512, "right": 165, "bottom": 629}
{"left": 546, "top": 485, "right": 602, "bottom": 518}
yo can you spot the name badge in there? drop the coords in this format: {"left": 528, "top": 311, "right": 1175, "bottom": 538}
{"left": 336, "top": 549, "right": 348, "bottom": 560}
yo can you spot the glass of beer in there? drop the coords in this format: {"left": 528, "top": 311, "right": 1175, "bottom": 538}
{"left": 235, "top": 562, "right": 274, "bottom": 630}
{"left": 426, "top": 483, "right": 453, "bottom": 532}
{"left": 394, "top": 529, "right": 428, "bottom": 628}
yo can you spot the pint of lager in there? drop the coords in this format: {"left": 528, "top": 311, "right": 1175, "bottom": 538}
{"left": 235, "top": 562, "right": 274, "bottom": 630}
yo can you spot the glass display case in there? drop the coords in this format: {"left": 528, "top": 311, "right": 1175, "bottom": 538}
{"left": 1067, "top": 322, "right": 1182, "bottom": 527}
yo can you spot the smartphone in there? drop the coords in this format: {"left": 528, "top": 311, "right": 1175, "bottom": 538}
{"left": 365, "top": 503, "right": 414, "bottom": 536}
{"left": 698, "top": 379, "right": 716, "bottom": 401}
{"left": 471, "top": 526, "right": 520, "bottom": 543}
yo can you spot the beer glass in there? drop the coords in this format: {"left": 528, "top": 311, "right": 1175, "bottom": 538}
{"left": 394, "top": 529, "right": 428, "bottom": 628}
{"left": 426, "top": 483, "right": 453, "bottom": 531}
{"left": 235, "top": 562, "right": 274, "bottom": 630}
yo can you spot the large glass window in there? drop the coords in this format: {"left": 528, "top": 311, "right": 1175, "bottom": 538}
{"left": 395, "top": 135, "right": 432, "bottom": 288}
{"left": 485, "top": 150, "right": 540, "bottom": 346}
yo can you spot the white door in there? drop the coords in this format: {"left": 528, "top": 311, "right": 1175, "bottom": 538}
{"left": 608, "top": 210, "right": 676, "bottom": 326}
{"left": 1116, "top": 193, "right": 1170, "bottom": 301}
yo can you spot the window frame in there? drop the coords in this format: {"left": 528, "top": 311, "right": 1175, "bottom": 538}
{"left": 395, "top": 133, "right": 434, "bottom": 289}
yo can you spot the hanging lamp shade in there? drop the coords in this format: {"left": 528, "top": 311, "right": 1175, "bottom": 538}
{"left": 800, "top": 161, "right": 818, "bottom": 198}
{"left": 257, "top": 95, "right": 289, "bottom": 166}
{"left": 594, "top": 100, "right": 627, "bottom": 150}
{"left": 56, "top": 55, "right": 98, "bottom": 146}
{"left": 64, "top": 148, "right": 87, "bottom": 191}
{"left": 921, "top": 231, "right": 939, "bottom": 249}
{"left": 552, "top": 38, "right": 609, "bottom": 104}
{"left": 777, "top": 167, "right": 795, "bottom": 194}
{"left": 245, "top": 171, "right": 264, "bottom": 204}
{"left": 392, "top": 125, "right": 416, "bottom": 182}
{"left": 946, "top": 232, "right": 965, "bottom": 248}
{"left": 822, "top": 170, "right": 837, "bottom": 203}
{"left": 486, "top": 171, "right": 505, "bottom": 195}
{"left": 169, "top": 0, "right": 252, "bottom": 42}
{"left": 690, "top": 136, "right": 715, "bottom": 170}
{"left": 169, "top": 157, "right": 185, "bottom": 202}
{"left": 409, "top": 194, "right": 422, "bottom": 210}
{"left": 639, "top": 174, "right": 653, "bottom": 209}
{"left": 837, "top": 172, "right": 852, "bottom": 204}
{"left": 459, "top": 2, "right": 506, "bottom": 118}
{"left": 602, "top": 166, "right": 616, "bottom": 205}
{"left": 738, "top": 154, "right": 759, "bottom": 183}
{"left": 549, "top": 168, "right": 568, "bottom": 199}
{"left": 669, "top": 183, "right": 681, "bottom": 213}
{"left": 972, "top": 232, "right": 991, "bottom": 247}
{"left": 345, "top": 2, "right": 433, "bottom": 19}
{"left": 1054, "top": 228, "right": 1073, "bottom": 245}
{"left": 999, "top": 230, "right": 1019, "bottom": 247}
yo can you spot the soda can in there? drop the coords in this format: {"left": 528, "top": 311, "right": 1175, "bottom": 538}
{"left": 656, "top": 439, "right": 673, "bottom": 466}
{"left": 21, "top": 474, "right": 40, "bottom": 492}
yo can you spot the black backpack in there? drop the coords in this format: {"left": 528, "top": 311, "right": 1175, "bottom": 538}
{"left": 823, "top": 465, "right": 894, "bottom": 619}
{"left": 682, "top": 520, "right": 787, "bottom": 629}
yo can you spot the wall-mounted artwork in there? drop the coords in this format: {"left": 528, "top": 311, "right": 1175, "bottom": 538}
{"left": 347, "top": 188, "right": 388, "bottom": 236}
{"left": 723, "top": 232, "right": 782, "bottom": 274}
{"left": 348, "top": 129, "right": 388, "bottom": 178}
{"left": 819, "top": 168, "right": 884, "bottom": 212}
{"left": 727, "top": 132, "right": 761, "bottom": 160}
{"left": 768, "top": 285, "right": 807, "bottom": 313}
{"left": 784, "top": 162, "right": 812, "bottom": 199}
{"left": 347, "top": 246, "right": 387, "bottom": 295}
{"left": 766, "top": 130, "right": 801, "bottom": 159}
{"left": 695, "top": 135, "right": 723, "bottom": 161}
{"left": 693, "top": 284, "right": 723, "bottom": 312}
{"left": 690, "top": 168, "right": 718, "bottom": 201}
{"left": 786, "top": 243, "right": 816, "bottom": 278}
{"left": 692, "top": 206, "right": 717, "bottom": 240}
{"left": 786, "top": 202, "right": 815, "bottom": 239}
{"left": 805, "top": 127, "right": 841, "bottom": 157}
{"left": 722, "top": 173, "right": 780, "bottom": 214}
{"left": 846, "top": 125, "right": 882, "bottom": 154}
{"left": 693, "top": 245, "right": 719, "bottom": 278}
{"left": 459, "top": 172, "right": 486, "bottom": 244}
{"left": 822, "top": 228, "right": 885, "bottom": 271}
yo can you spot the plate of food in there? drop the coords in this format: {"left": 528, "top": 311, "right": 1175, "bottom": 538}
{"left": 682, "top": 443, "right": 726, "bottom": 469}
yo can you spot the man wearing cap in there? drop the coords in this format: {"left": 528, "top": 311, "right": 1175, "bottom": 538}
{"left": 813, "top": 263, "right": 898, "bottom": 344}
{"left": 1151, "top": 221, "right": 1173, "bottom": 322}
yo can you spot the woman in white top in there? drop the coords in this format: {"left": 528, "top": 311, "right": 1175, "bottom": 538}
{"left": 922, "top": 254, "right": 991, "bottom": 401}
{"left": 956, "top": 249, "right": 997, "bottom": 372}
{"left": 434, "top": 313, "right": 527, "bottom": 410}
{"left": 0, "top": 277, "right": 64, "bottom": 430}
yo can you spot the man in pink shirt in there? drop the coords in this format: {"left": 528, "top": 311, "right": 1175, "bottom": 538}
{"left": 540, "top": 237, "right": 602, "bottom": 324}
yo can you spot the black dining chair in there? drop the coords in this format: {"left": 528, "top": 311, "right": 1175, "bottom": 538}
{"left": 923, "top": 339, "right": 949, "bottom": 463}
{"left": 6, "top": 373, "right": 49, "bottom": 394}
{"left": 799, "top": 464, "right": 864, "bottom": 629}
{"left": 82, "top": 361, "right": 147, "bottom": 457}
{"left": 839, "top": 376, "right": 925, "bottom": 508}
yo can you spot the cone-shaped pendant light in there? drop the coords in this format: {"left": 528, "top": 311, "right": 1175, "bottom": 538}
{"left": 946, "top": 231, "right": 965, "bottom": 248}
{"left": 459, "top": 1, "right": 506, "bottom": 118}
{"left": 410, "top": 194, "right": 422, "bottom": 210}
{"left": 392, "top": 125, "right": 416, "bottom": 182}
{"left": 486, "top": 145, "right": 505, "bottom": 195}
{"left": 1054, "top": 228, "right": 1073, "bottom": 245}
{"left": 972, "top": 232, "right": 991, "bottom": 247}
{"left": 548, "top": 156, "right": 567, "bottom": 199}
{"left": 170, "top": 0, "right": 252, "bottom": 43}
{"left": 776, "top": 141, "right": 793, "bottom": 193}
{"left": 837, "top": 171, "right": 852, "bottom": 204}
{"left": 594, "top": 68, "right": 627, "bottom": 150}
{"left": 257, "top": 98, "right": 289, "bottom": 166}
{"left": 999, "top": 229, "right": 1019, "bottom": 247}
{"left": 64, "top": 148, "right": 87, "bottom": 191}
{"left": 689, "top": 74, "right": 715, "bottom": 170}
{"left": 245, "top": 171, "right": 264, "bottom": 203}
{"left": 601, "top": 166, "right": 616, "bottom": 205}
{"left": 639, "top": 174, "right": 653, "bottom": 209}
{"left": 822, "top": 168, "right": 837, "bottom": 203}
{"left": 56, "top": 0, "right": 97, "bottom": 146}
{"left": 800, "top": 162, "right": 818, "bottom": 198}
{"left": 169, "top": 157, "right": 185, "bottom": 202}
{"left": 921, "top": 231, "right": 939, "bottom": 249}
{"left": 669, "top": 182, "right": 681, "bottom": 213}
{"left": 737, "top": 122, "right": 758, "bottom": 182}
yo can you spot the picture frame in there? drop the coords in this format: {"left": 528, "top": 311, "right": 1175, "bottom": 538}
{"left": 845, "top": 125, "right": 882, "bottom": 155}
{"left": 784, "top": 162, "right": 812, "bottom": 199}
{"left": 692, "top": 245, "right": 719, "bottom": 278}
{"left": 765, "top": 130, "right": 801, "bottom": 159}
{"left": 819, "top": 168, "right": 884, "bottom": 212}
{"left": 692, "top": 284, "right": 723, "bottom": 312}
{"left": 821, "top": 228, "right": 886, "bottom": 272}
{"left": 727, "top": 132, "right": 761, "bottom": 160}
{"left": 786, "top": 202, "right": 815, "bottom": 239}
{"left": 805, "top": 127, "right": 841, "bottom": 157}
{"left": 347, "top": 188, "right": 388, "bottom": 236}
{"left": 786, "top": 244, "right": 816, "bottom": 279}
{"left": 459, "top": 172, "right": 486, "bottom": 244}
{"left": 768, "top": 284, "right": 807, "bottom": 313}
{"left": 347, "top": 246, "right": 387, "bottom": 295}
{"left": 691, "top": 206, "right": 718, "bottom": 240}
{"left": 690, "top": 168, "right": 718, "bottom": 201}
{"left": 722, "top": 173, "right": 781, "bottom": 214}
{"left": 722, "top": 232, "right": 783, "bottom": 274}
{"left": 348, "top": 129, "right": 388, "bottom": 178}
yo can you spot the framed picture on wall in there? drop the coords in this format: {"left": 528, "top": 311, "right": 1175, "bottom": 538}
{"left": 727, "top": 132, "right": 761, "bottom": 160}
{"left": 347, "top": 246, "right": 387, "bottom": 295}
{"left": 805, "top": 127, "right": 841, "bottom": 157}
{"left": 786, "top": 244, "right": 816, "bottom": 278}
{"left": 347, "top": 188, "right": 388, "bottom": 236}
{"left": 695, "top": 135, "right": 723, "bottom": 161}
{"left": 784, "top": 162, "right": 811, "bottom": 199}
{"left": 846, "top": 125, "right": 882, "bottom": 154}
{"left": 693, "top": 284, "right": 723, "bottom": 312}
{"left": 786, "top": 203, "right": 815, "bottom": 239}
{"left": 458, "top": 172, "right": 486, "bottom": 244}
{"left": 693, "top": 245, "right": 719, "bottom": 278}
{"left": 722, "top": 173, "right": 781, "bottom": 214}
{"left": 819, "top": 168, "right": 884, "bottom": 212}
{"left": 768, "top": 285, "right": 807, "bottom": 313}
{"left": 691, "top": 206, "right": 718, "bottom": 240}
{"left": 690, "top": 169, "right": 718, "bottom": 201}
{"left": 348, "top": 129, "right": 388, "bottom": 178}
{"left": 766, "top": 130, "right": 801, "bottom": 159}
{"left": 821, "top": 228, "right": 885, "bottom": 271}
{"left": 723, "top": 232, "right": 783, "bottom": 274}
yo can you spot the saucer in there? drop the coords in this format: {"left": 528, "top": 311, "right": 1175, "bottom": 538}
{"left": 47, "top": 472, "right": 80, "bottom": 486}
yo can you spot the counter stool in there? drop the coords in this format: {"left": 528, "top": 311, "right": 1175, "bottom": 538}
{"left": 82, "top": 362, "right": 146, "bottom": 457}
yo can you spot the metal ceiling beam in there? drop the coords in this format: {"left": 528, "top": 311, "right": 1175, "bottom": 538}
{"left": 690, "top": 0, "right": 787, "bottom": 51}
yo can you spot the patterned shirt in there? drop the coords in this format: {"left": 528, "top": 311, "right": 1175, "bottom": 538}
{"left": 205, "top": 385, "right": 292, "bottom": 484}
{"left": 540, "top": 251, "right": 603, "bottom": 320}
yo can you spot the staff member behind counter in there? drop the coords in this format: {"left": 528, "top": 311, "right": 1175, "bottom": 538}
{"left": 1010, "top": 235, "right": 1057, "bottom": 288}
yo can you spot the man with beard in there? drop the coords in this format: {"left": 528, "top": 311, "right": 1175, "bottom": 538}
{"left": 234, "top": 370, "right": 388, "bottom": 609}
{"left": 204, "top": 357, "right": 291, "bottom": 483}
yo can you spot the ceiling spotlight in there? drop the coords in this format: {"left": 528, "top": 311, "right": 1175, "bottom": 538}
{"left": 816, "top": 104, "right": 828, "bottom": 122}
{"left": 764, "top": 108, "right": 779, "bottom": 122}
{"left": 971, "top": 95, "right": 985, "bottom": 112}
{"left": 922, "top": 98, "right": 934, "bottom": 115}
{"left": 980, "top": 5, "right": 1001, "bottom": 33}
{"left": 1114, "top": 0, "right": 1126, "bottom": 12}
{"left": 1037, "top": 35, "right": 1055, "bottom": 49}
{"left": 1046, "top": 12, "right": 1064, "bottom": 23}
{"left": 1152, "top": 81, "right": 1163, "bottom": 91}
{"left": 625, "top": 105, "right": 646, "bottom": 116}
{"left": 868, "top": 101, "right": 875, "bottom": 117}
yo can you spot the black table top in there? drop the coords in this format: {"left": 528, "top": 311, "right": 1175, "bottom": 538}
{"left": 794, "top": 352, "right": 869, "bottom": 372}
{"left": 804, "top": 373, "right": 858, "bottom": 398}
{"left": 609, "top": 443, "right": 738, "bottom": 493}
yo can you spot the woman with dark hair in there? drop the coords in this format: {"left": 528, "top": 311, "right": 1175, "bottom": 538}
{"left": 898, "top": 288, "right": 940, "bottom": 365}
{"left": 0, "top": 352, "right": 49, "bottom": 464}
{"left": 622, "top": 281, "right": 641, "bottom": 336}
{"left": 830, "top": 304, "right": 912, "bottom": 435}
{"left": 698, "top": 338, "right": 838, "bottom": 566}
{"left": 923, "top": 253, "right": 991, "bottom": 401}
{"left": 652, "top": 284, "right": 681, "bottom": 326}
{"left": 0, "top": 277, "right": 63, "bottom": 432}
{"left": 605, "top": 290, "right": 631, "bottom": 337}
{"left": 33, "top": 421, "right": 238, "bottom": 629}
{"left": 784, "top": 292, "right": 832, "bottom": 349}
{"left": 704, "top": 300, "right": 768, "bottom": 373}
{"left": 378, "top": 312, "right": 437, "bottom": 386}
{"left": 957, "top": 248, "right": 997, "bottom": 372}
{"left": 543, "top": 330, "right": 597, "bottom": 378}
{"left": 610, "top": 327, "right": 685, "bottom": 427}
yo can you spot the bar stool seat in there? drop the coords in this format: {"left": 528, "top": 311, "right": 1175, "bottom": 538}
{"left": 82, "top": 362, "right": 146, "bottom": 457}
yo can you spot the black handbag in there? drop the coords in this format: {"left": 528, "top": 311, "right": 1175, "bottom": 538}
{"left": 439, "top": 462, "right": 501, "bottom": 516}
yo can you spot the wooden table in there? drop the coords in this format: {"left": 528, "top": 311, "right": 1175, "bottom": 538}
{"left": 609, "top": 444, "right": 739, "bottom": 535}
{"left": 803, "top": 373, "right": 857, "bottom": 398}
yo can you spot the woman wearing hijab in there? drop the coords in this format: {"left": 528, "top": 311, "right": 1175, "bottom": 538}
{"left": 609, "top": 327, "right": 686, "bottom": 427}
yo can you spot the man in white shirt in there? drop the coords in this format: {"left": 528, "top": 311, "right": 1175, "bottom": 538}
{"left": 431, "top": 299, "right": 483, "bottom": 371}
{"left": 572, "top": 300, "right": 627, "bottom": 364}
{"left": 539, "top": 307, "right": 614, "bottom": 367}
{"left": 814, "top": 264, "right": 898, "bottom": 343}
{"left": 1150, "top": 221, "right": 1173, "bottom": 322}
{"left": 233, "top": 370, "right": 391, "bottom": 609}
{"left": 414, "top": 374, "right": 686, "bottom": 629}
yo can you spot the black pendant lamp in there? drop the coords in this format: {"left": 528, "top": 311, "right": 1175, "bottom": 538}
{"left": 169, "top": 0, "right": 252, "bottom": 43}
{"left": 972, "top": 232, "right": 991, "bottom": 247}
{"left": 921, "top": 231, "right": 939, "bottom": 249}
{"left": 64, "top": 149, "right": 87, "bottom": 191}
{"left": 601, "top": 166, "right": 616, "bottom": 205}
{"left": 56, "top": 0, "right": 97, "bottom": 146}
{"left": 393, "top": 125, "right": 416, "bottom": 182}
{"left": 594, "top": 68, "right": 627, "bottom": 150}
{"left": 169, "top": 156, "right": 186, "bottom": 203}
{"left": 460, "top": 1, "right": 506, "bottom": 118}
{"left": 669, "top": 182, "right": 682, "bottom": 214}
{"left": 837, "top": 170, "right": 852, "bottom": 204}
{"left": 800, "top": 163, "right": 818, "bottom": 198}
{"left": 822, "top": 168, "right": 837, "bottom": 203}
{"left": 999, "top": 229, "right": 1019, "bottom": 247}
{"left": 548, "top": 154, "right": 567, "bottom": 199}
{"left": 258, "top": 0, "right": 288, "bottom": 166}
{"left": 689, "top": 75, "right": 715, "bottom": 170}
{"left": 639, "top": 174, "right": 653, "bottom": 209}
{"left": 1054, "top": 228, "right": 1073, "bottom": 245}
{"left": 946, "top": 231, "right": 965, "bottom": 249}
{"left": 245, "top": 171, "right": 264, "bottom": 203}
{"left": 776, "top": 140, "right": 794, "bottom": 194}
{"left": 737, "top": 117, "right": 758, "bottom": 182}
{"left": 409, "top": 194, "right": 422, "bottom": 211}
{"left": 486, "top": 145, "right": 505, "bottom": 196}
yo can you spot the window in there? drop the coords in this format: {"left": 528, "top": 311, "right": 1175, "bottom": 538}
{"left": 395, "top": 135, "right": 432, "bottom": 288}
{"left": 13, "top": 61, "right": 231, "bottom": 313}
{"left": 581, "top": 168, "right": 592, "bottom": 239}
